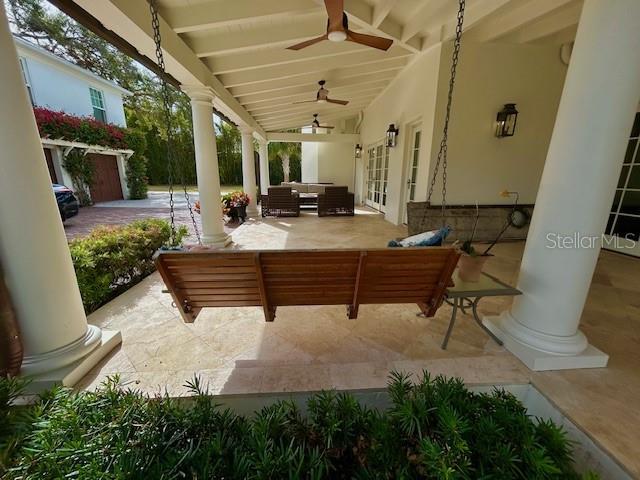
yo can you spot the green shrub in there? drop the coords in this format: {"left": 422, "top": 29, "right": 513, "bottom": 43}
{"left": 69, "top": 219, "right": 186, "bottom": 313}
{"left": 61, "top": 149, "right": 94, "bottom": 206}
{"left": 125, "top": 154, "right": 149, "bottom": 199}
{"left": 124, "top": 131, "right": 148, "bottom": 199}
{"left": 0, "top": 372, "right": 598, "bottom": 479}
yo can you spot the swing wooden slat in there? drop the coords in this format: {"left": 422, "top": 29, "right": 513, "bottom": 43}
{"left": 155, "top": 247, "right": 460, "bottom": 323}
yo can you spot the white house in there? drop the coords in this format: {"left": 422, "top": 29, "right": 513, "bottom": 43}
{"left": 14, "top": 36, "right": 129, "bottom": 126}
{"left": 15, "top": 36, "right": 134, "bottom": 202}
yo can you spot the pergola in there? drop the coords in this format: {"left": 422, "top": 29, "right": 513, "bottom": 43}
{"left": 1, "top": 0, "right": 639, "bottom": 388}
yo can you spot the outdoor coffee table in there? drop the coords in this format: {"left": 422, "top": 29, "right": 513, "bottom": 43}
{"left": 419, "top": 271, "right": 521, "bottom": 350}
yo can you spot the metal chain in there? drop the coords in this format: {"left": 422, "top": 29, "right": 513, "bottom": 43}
{"left": 149, "top": 0, "right": 201, "bottom": 246}
{"left": 425, "top": 0, "right": 466, "bottom": 227}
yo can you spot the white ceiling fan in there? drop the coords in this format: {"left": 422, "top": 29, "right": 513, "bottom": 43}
{"left": 311, "top": 113, "right": 334, "bottom": 129}
{"left": 293, "top": 80, "right": 349, "bottom": 106}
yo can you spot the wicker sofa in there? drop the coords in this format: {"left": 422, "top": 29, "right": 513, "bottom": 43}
{"left": 280, "top": 182, "right": 332, "bottom": 207}
{"left": 318, "top": 186, "right": 355, "bottom": 217}
{"left": 261, "top": 186, "right": 300, "bottom": 217}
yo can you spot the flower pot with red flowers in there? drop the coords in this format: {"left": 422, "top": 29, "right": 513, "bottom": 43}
{"left": 223, "top": 191, "right": 250, "bottom": 224}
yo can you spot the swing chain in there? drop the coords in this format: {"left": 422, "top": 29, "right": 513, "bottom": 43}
{"left": 426, "top": 0, "right": 466, "bottom": 225}
{"left": 149, "top": 0, "right": 202, "bottom": 246}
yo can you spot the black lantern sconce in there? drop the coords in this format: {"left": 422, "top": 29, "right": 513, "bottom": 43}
{"left": 495, "top": 103, "right": 518, "bottom": 138}
{"left": 355, "top": 144, "right": 362, "bottom": 158}
{"left": 386, "top": 124, "right": 400, "bottom": 147}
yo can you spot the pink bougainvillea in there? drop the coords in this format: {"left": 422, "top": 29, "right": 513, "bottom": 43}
{"left": 33, "top": 107, "right": 129, "bottom": 150}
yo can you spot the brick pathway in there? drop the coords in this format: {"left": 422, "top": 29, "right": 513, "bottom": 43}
{"left": 63, "top": 206, "right": 237, "bottom": 242}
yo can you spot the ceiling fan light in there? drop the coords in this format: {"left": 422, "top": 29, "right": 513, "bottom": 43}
{"left": 318, "top": 99, "right": 327, "bottom": 104}
{"left": 328, "top": 30, "right": 347, "bottom": 42}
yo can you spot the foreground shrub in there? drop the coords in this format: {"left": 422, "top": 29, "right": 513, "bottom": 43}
{"left": 69, "top": 219, "right": 186, "bottom": 313}
{"left": 0, "top": 372, "right": 597, "bottom": 479}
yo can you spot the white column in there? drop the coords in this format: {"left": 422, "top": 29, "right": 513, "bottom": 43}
{"left": 0, "top": 3, "right": 120, "bottom": 386}
{"left": 258, "top": 140, "right": 270, "bottom": 194}
{"left": 485, "top": 0, "right": 640, "bottom": 371}
{"left": 182, "top": 86, "right": 231, "bottom": 248}
{"left": 240, "top": 127, "right": 259, "bottom": 216}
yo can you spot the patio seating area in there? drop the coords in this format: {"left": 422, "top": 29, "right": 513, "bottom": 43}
{"left": 80, "top": 207, "right": 640, "bottom": 476}
{"left": 2, "top": 0, "right": 640, "bottom": 477}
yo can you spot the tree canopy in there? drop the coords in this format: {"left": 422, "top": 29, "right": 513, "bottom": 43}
{"left": 7, "top": 0, "right": 251, "bottom": 186}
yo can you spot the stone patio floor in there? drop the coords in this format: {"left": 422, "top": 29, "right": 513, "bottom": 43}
{"left": 79, "top": 206, "right": 640, "bottom": 477}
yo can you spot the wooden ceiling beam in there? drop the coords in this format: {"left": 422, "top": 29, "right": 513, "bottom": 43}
{"left": 220, "top": 46, "right": 410, "bottom": 88}
{"left": 465, "top": 0, "right": 576, "bottom": 42}
{"left": 163, "top": 0, "right": 321, "bottom": 34}
{"left": 235, "top": 73, "right": 398, "bottom": 105}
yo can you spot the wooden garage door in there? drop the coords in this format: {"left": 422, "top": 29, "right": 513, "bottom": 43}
{"left": 88, "top": 153, "right": 123, "bottom": 203}
{"left": 43, "top": 148, "right": 58, "bottom": 183}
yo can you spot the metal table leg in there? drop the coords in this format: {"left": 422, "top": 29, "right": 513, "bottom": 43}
{"left": 441, "top": 297, "right": 459, "bottom": 350}
{"left": 471, "top": 297, "right": 503, "bottom": 346}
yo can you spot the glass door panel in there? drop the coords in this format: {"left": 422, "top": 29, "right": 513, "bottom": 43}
{"left": 605, "top": 112, "right": 640, "bottom": 256}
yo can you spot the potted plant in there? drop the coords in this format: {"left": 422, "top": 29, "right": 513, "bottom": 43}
{"left": 223, "top": 191, "right": 250, "bottom": 224}
{"left": 457, "top": 191, "right": 520, "bottom": 282}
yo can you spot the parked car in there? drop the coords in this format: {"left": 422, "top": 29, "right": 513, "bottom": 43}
{"left": 53, "top": 184, "right": 79, "bottom": 221}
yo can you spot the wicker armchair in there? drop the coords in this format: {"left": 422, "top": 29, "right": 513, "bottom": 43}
{"left": 261, "top": 186, "right": 300, "bottom": 217}
{"left": 317, "top": 186, "right": 354, "bottom": 217}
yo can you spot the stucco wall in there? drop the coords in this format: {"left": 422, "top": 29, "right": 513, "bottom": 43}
{"left": 317, "top": 141, "right": 356, "bottom": 189}
{"left": 358, "top": 41, "right": 567, "bottom": 225}
{"left": 429, "top": 41, "right": 567, "bottom": 207}
{"left": 359, "top": 45, "right": 443, "bottom": 224}
{"left": 301, "top": 126, "right": 356, "bottom": 188}
{"left": 16, "top": 42, "right": 128, "bottom": 126}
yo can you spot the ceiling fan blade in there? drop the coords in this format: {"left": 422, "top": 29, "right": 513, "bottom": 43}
{"left": 287, "top": 34, "right": 328, "bottom": 51}
{"left": 346, "top": 30, "right": 393, "bottom": 51}
{"left": 326, "top": 98, "right": 349, "bottom": 105}
{"left": 292, "top": 100, "right": 319, "bottom": 105}
{"left": 319, "top": 125, "right": 335, "bottom": 129}
{"left": 325, "top": 0, "right": 344, "bottom": 30}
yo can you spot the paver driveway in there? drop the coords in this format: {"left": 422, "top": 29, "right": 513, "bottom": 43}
{"left": 63, "top": 193, "right": 236, "bottom": 241}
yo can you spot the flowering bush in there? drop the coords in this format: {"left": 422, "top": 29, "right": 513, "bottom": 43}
{"left": 34, "top": 107, "right": 127, "bottom": 149}
{"left": 34, "top": 108, "right": 148, "bottom": 199}
{"left": 223, "top": 191, "right": 250, "bottom": 208}
{"left": 194, "top": 191, "right": 250, "bottom": 216}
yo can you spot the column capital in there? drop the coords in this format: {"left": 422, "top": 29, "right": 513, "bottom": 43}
{"left": 238, "top": 125, "right": 254, "bottom": 136}
{"left": 181, "top": 85, "right": 216, "bottom": 104}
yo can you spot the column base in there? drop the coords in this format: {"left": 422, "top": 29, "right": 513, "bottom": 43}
{"left": 483, "top": 313, "right": 608, "bottom": 371}
{"left": 24, "top": 329, "right": 122, "bottom": 392}
{"left": 201, "top": 232, "right": 232, "bottom": 248}
{"left": 245, "top": 205, "right": 259, "bottom": 217}
{"left": 21, "top": 324, "right": 104, "bottom": 376}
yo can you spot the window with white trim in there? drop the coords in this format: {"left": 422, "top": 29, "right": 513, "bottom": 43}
{"left": 89, "top": 87, "right": 107, "bottom": 122}
{"left": 19, "top": 57, "right": 34, "bottom": 105}
{"left": 607, "top": 112, "right": 640, "bottom": 243}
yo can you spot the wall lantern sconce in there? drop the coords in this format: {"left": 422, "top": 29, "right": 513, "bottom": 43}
{"left": 495, "top": 103, "right": 518, "bottom": 138}
{"left": 386, "top": 124, "right": 400, "bottom": 147}
{"left": 355, "top": 144, "right": 362, "bottom": 158}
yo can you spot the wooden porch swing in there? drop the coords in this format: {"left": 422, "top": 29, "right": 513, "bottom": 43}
{"left": 150, "top": 0, "right": 466, "bottom": 324}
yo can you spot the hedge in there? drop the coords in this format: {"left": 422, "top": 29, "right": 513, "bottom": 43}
{"left": 0, "top": 372, "right": 597, "bottom": 479}
{"left": 69, "top": 219, "right": 186, "bottom": 313}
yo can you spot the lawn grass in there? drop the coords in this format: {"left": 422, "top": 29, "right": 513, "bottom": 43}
{"left": 148, "top": 184, "right": 243, "bottom": 194}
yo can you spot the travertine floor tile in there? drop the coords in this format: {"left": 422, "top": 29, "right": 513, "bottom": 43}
{"left": 82, "top": 208, "right": 640, "bottom": 476}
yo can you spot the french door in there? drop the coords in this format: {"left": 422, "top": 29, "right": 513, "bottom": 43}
{"left": 365, "top": 143, "right": 389, "bottom": 212}
{"left": 403, "top": 128, "right": 421, "bottom": 223}
{"left": 604, "top": 112, "right": 640, "bottom": 257}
